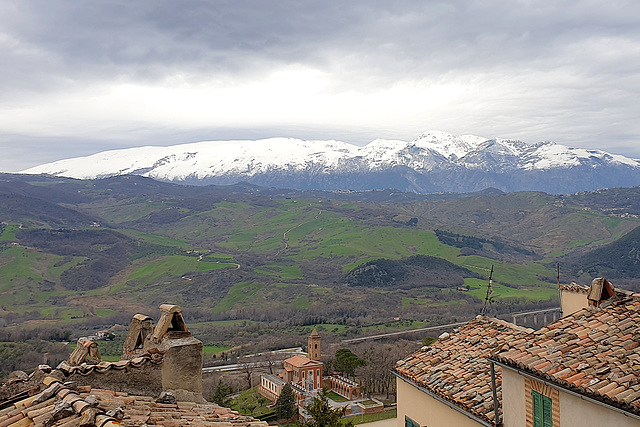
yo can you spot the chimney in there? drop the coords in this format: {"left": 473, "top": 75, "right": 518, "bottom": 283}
{"left": 121, "top": 304, "right": 204, "bottom": 402}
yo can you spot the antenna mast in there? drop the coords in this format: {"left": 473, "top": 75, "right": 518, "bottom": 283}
{"left": 481, "top": 265, "right": 494, "bottom": 316}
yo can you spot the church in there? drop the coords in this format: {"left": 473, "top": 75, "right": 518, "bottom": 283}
{"left": 259, "top": 328, "right": 360, "bottom": 408}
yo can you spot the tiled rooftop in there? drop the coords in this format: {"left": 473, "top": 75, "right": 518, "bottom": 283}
{"left": 0, "top": 375, "right": 267, "bottom": 427}
{"left": 559, "top": 282, "right": 589, "bottom": 294}
{"left": 283, "top": 355, "right": 320, "bottom": 368}
{"left": 493, "top": 296, "right": 640, "bottom": 416}
{"left": 56, "top": 354, "right": 162, "bottom": 376}
{"left": 394, "top": 316, "right": 533, "bottom": 425}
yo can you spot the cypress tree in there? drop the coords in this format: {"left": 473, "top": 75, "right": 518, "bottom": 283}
{"left": 276, "top": 383, "right": 296, "bottom": 420}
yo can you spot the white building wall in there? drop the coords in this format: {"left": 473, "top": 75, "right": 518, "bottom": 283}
{"left": 501, "top": 369, "right": 526, "bottom": 427}
{"left": 396, "top": 376, "right": 486, "bottom": 427}
{"left": 559, "top": 390, "right": 640, "bottom": 427}
{"left": 501, "top": 368, "right": 640, "bottom": 427}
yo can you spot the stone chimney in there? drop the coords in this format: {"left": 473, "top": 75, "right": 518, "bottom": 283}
{"left": 121, "top": 304, "right": 204, "bottom": 402}
{"left": 122, "top": 314, "right": 153, "bottom": 359}
{"left": 69, "top": 338, "right": 101, "bottom": 366}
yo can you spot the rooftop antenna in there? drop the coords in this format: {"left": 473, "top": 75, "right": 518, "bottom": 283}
{"left": 556, "top": 263, "right": 560, "bottom": 288}
{"left": 481, "top": 265, "right": 494, "bottom": 316}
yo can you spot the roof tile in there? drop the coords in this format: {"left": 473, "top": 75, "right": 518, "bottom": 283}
{"left": 394, "top": 316, "right": 532, "bottom": 426}
{"left": 494, "top": 297, "right": 640, "bottom": 416}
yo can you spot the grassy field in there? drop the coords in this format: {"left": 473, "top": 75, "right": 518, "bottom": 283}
{"left": 254, "top": 264, "right": 303, "bottom": 280}
{"left": 326, "top": 391, "right": 348, "bottom": 402}
{"left": 0, "top": 223, "right": 19, "bottom": 241}
{"left": 465, "top": 278, "right": 558, "bottom": 301}
{"left": 213, "top": 282, "right": 267, "bottom": 313}
{"left": 203, "top": 345, "right": 234, "bottom": 354}
{"left": 230, "top": 387, "right": 273, "bottom": 418}
{"left": 349, "top": 408, "right": 397, "bottom": 425}
{"left": 0, "top": 245, "right": 86, "bottom": 307}
{"left": 90, "top": 197, "right": 623, "bottom": 305}
{"left": 4, "top": 178, "right": 638, "bottom": 338}
{"left": 109, "top": 255, "right": 238, "bottom": 293}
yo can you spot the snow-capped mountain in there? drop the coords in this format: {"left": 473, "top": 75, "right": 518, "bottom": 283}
{"left": 20, "top": 131, "right": 640, "bottom": 194}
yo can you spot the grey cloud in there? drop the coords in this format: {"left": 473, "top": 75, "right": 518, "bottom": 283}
{"left": 1, "top": 0, "right": 640, "bottom": 167}
{"left": 4, "top": 1, "right": 638, "bottom": 86}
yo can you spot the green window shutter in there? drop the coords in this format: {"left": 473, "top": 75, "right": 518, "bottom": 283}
{"left": 532, "top": 390, "right": 553, "bottom": 427}
{"left": 405, "top": 416, "right": 419, "bottom": 427}
{"left": 542, "top": 394, "right": 553, "bottom": 427}
{"left": 532, "top": 391, "right": 542, "bottom": 427}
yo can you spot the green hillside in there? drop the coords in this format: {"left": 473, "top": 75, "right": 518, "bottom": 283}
{"left": 1, "top": 174, "right": 638, "bottom": 339}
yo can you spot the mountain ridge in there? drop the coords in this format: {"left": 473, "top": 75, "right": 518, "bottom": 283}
{"left": 20, "top": 131, "right": 640, "bottom": 194}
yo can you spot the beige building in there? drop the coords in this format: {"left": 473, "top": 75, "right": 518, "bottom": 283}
{"left": 493, "top": 288, "right": 640, "bottom": 426}
{"left": 395, "top": 278, "right": 640, "bottom": 427}
{"left": 558, "top": 277, "right": 616, "bottom": 317}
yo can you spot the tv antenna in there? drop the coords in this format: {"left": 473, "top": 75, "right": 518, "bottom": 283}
{"left": 481, "top": 265, "right": 495, "bottom": 316}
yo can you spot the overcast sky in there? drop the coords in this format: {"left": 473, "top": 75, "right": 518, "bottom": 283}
{"left": 1, "top": 0, "right": 640, "bottom": 172}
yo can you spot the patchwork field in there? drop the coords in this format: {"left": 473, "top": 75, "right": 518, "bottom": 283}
{"left": 1, "top": 174, "right": 639, "bottom": 348}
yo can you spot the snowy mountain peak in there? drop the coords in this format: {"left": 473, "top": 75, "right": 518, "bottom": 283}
{"left": 19, "top": 131, "right": 640, "bottom": 194}
{"left": 412, "top": 130, "right": 488, "bottom": 159}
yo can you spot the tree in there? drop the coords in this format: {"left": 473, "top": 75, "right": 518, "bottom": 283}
{"left": 263, "top": 351, "right": 277, "bottom": 375}
{"left": 275, "top": 383, "right": 296, "bottom": 420}
{"left": 422, "top": 336, "right": 435, "bottom": 346}
{"left": 302, "top": 390, "right": 352, "bottom": 427}
{"left": 334, "top": 348, "right": 367, "bottom": 378}
{"left": 211, "top": 379, "right": 232, "bottom": 407}
{"left": 241, "top": 362, "right": 255, "bottom": 388}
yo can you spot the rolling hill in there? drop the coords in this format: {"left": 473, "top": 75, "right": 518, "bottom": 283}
{"left": 0, "top": 173, "right": 639, "bottom": 333}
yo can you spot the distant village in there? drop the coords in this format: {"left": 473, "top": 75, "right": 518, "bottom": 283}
{"left": 2, "top": 277, "right": 640, "bottom": 426}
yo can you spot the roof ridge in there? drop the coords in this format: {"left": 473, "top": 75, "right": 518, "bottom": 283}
{"left": 479, "top": 315, "right": 535, "bottom": 333}
{"left": 56, "top": 353, "right": 163, "bottom": 376}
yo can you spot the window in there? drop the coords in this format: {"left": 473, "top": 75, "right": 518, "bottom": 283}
{"left": 532, "top": 391, "right": 553, "bottom": 427}
{"left": 405, "top": 416, "right": 419, "bottom": 427}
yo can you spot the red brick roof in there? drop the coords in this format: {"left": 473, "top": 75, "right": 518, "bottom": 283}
{"left": 394, "top": 316, "right": 533, "bottom": 426}
{"left": 493, "top": 296, "right": 640, "bottom": 416}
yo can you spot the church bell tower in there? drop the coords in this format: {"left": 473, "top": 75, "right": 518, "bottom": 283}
{"left": 308, "top": 328, "right": 321, "bottom": 361}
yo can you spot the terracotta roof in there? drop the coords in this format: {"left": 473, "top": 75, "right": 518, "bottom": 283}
{"left": 559, "top": 282, "right": 589, "bottom": 294}
{"left": 57, "top": 354, "right": 163, "bottom": 376}
{"left": 493, "top": 296, "right": 640, "bottom": 416}
{"left": 394, "top": 316, "right": 533, "bottom": 426}
{"left": 283, "top": 355, "right": 321, "bottom": 368}
{"left": 0, "top": 375, "right": 267, "bottom": 427}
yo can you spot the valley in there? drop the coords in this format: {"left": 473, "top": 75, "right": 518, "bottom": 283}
{"left": 1, "top": 173, "right": 640, "bottom": 380}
